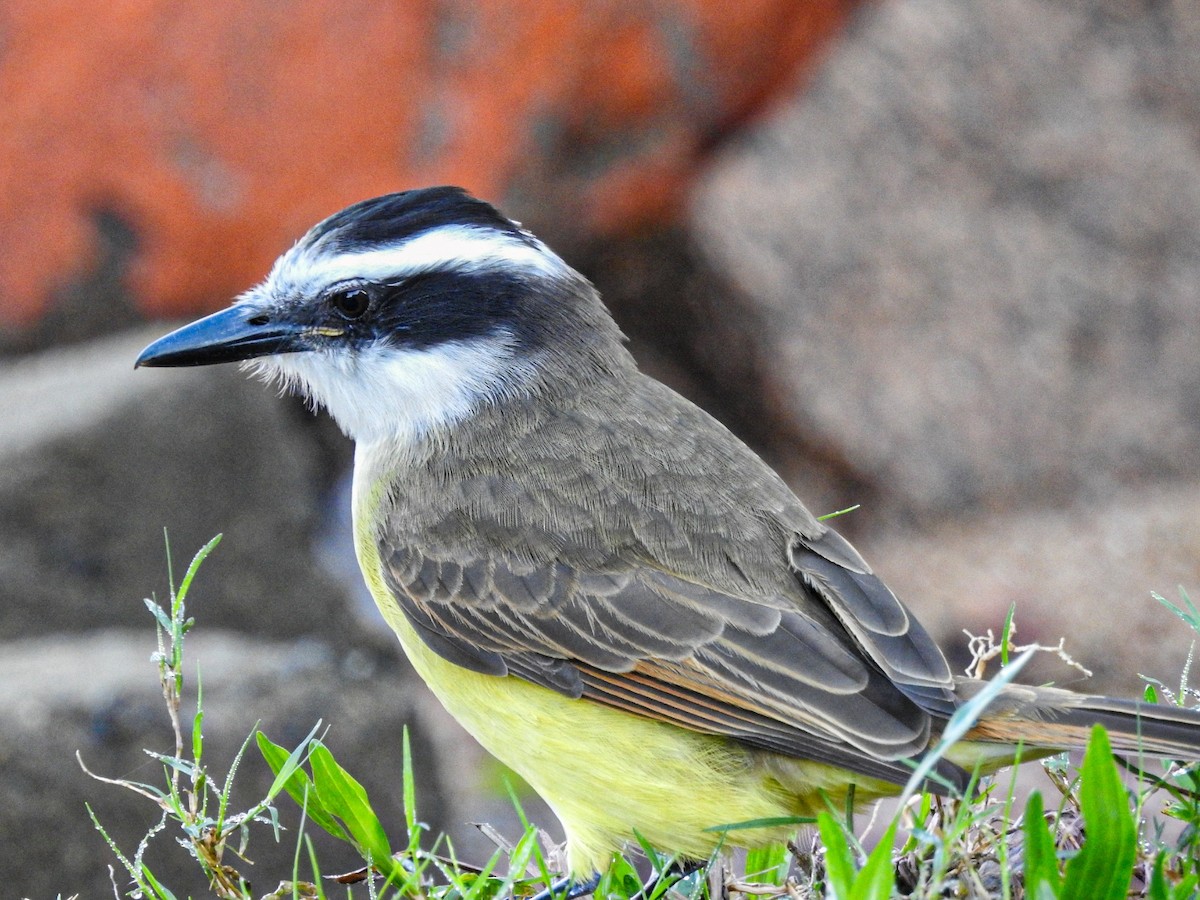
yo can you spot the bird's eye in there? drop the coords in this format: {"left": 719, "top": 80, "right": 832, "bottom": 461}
{"left": 329, "top": 288, "right": 371, "bottom": 320}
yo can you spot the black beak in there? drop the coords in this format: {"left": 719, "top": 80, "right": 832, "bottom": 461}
{"left": 135, "top": 305, "right": 310, "bottom": 368}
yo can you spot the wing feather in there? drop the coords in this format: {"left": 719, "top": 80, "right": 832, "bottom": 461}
{"left": 791, "top": 532, "right": 955, "bottom": 700}
{"left": 382, "top": 537, "right": 963, "bottom": 789}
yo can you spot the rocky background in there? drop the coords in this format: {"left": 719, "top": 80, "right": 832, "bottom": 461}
{"left": 4, "top": 1, "right": 1200, "bottom": 896}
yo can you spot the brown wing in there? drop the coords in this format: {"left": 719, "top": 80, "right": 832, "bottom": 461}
{"left": 382, "top": 536, "right": 966, "bottom": 791}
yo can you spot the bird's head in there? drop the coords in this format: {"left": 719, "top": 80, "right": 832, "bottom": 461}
{"left": 136, "top": 187, "right": 629, "bottom": 444}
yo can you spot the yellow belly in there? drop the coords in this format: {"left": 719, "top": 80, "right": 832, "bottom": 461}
{"left": 352, "top": 508, "right": 885, "bottom": 874}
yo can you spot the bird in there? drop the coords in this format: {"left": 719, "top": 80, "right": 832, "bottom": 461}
{"left": 137, "top": 186, "right": 1200, "bottom": 891}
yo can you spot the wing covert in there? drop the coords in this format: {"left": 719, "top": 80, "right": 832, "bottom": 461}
{"left": 381, "top": 538, "right": 966, "bottom": 791}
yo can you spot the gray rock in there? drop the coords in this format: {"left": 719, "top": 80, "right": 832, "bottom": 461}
{"left": 0, "top": 327, "right": 349, "bottom": 639}
{"left": 692, "top": 0, "right": 1200, "bottom": 523}
{"left": 866, "top": 479, "right": 1200, "bottom": 695}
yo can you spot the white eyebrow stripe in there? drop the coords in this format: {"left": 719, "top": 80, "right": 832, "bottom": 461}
{"left": 286, "top": 224, "right": 569, "bottom": 286}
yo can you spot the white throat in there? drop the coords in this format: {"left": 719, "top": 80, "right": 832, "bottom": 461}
{"left": 248, "top": 333, "right": 528, "bottom": 447}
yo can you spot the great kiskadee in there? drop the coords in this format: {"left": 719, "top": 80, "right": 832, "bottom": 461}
{"left": 137, "top": 186, "right": 1200, "bottom": 886}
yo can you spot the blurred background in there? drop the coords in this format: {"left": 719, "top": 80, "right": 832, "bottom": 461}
{"left": 4, "top": 0, "right": 1200, "bottom": 895}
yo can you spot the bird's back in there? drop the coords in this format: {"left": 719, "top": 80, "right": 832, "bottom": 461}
{"left": 375, "top": 368, "right": 816, "bottom": 604}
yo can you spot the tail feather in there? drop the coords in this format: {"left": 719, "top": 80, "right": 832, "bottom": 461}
{"left": 957, "top": 680, "right": 1200, "bottom": 760}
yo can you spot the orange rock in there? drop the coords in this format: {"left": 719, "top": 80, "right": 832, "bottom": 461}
{"left": 0, "top": 0, "right": 855, "bottom": 326}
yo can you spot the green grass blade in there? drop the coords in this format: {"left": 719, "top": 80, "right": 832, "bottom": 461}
{"left": 817, "top": 810, "right": 856, "bottom": 898}
{"left": 176, "top": 534, "right": 222, "bottom": 603}
{"left": 1151, "top": 856, "right": 1200, "bottom": 900}
{"left": 401, "top": 726, "right": 417, "bottom": 836}
{"left": 598, "top": 852, "right": 642, "bottom": 900}
{"left": 143, "top": 596, "right": 175, "bottom": 633}
{"left": 137, "top": 862, "right": 180, "bottom": 900}
{"left": 1000, "top": 602, "right": 1017, "bottom": 667}
{"left": 849, "top": 819, "right": 897, "bottom": 900}
{"left": 192, "top": 674, "right": 204, "bottom": 766}
{"left": 704, "top": 815, "right": 815, "bottom": 832}
{"left": 818, "top": 504, "right": 861, "bottom": 521}
{"left": 256, "top": 728, "right": 347, "bottom": 841}
{"left": 1148, "top": 853, "right": 1168, "bottom": 900}
{"left": 631, "top": 827, "right": 668, "bottom": 875}
{"left": 304, "top": 835, "right": 328, "bottom": 900}
{"left": 744, "top": 843, "right": 789, "bottom": 886}
{"left": 256, "top": 725, "right": 323, "bottom": 803}
{"left": 1154, "top": 588, "right": 1200, "bottom": 635}
{"left": 86, "top": 802, "right": 139, "bottom": 882}
{"left": 1147, "top": 852, "right": 1190, "bottom": 900}
{"left": 309, "top": 742, "right": 398, "bottom": 877}
{"left": 1062, "top": 726, "right": 1136, "bottom": 900}
{"left": 162, "top": 529, "right": 176, "bottom": 599}
{"left": 1022, "top": 791, "right": 1062, "bottom": 899}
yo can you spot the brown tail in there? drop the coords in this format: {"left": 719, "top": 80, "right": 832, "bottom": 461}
{"left": 957, "top": 680, "right": 1200, "bottom": 760}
